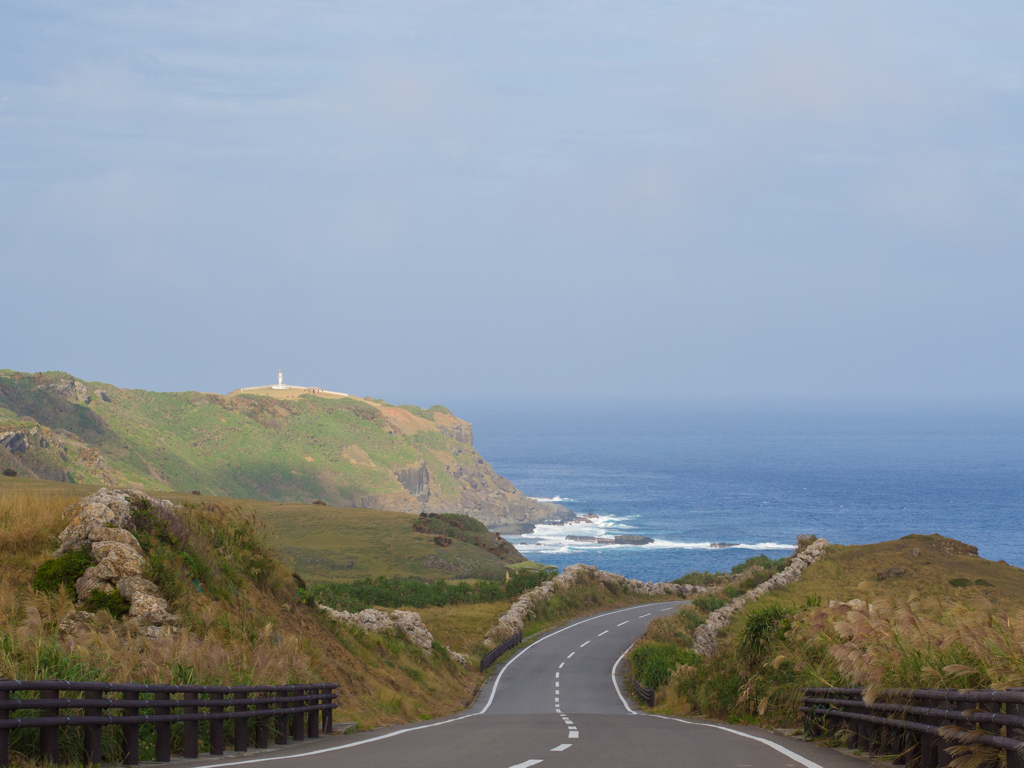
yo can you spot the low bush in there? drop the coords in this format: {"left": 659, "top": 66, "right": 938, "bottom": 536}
{"left": 672, "top": 571, "right": 720, "bottom": 587}
{"left": 630, "top": 642, "right": 702, "bottom": 689}
{"left": 308, "top": 569, "right": 557, "bottom": 613}
{"left": 949, "top": 577, "right": 972, "bottom": 587}
{"left": 32, "top": 550, "right": 93, "bottom": 594}
{"left": 692, "top": 594, "right": 727, "bottom": 614}
{"left": 738, "top": 603, "right": 793, "bottom": 667}
{"left": 83, "top": 589, "right": 130, "bottom": 619}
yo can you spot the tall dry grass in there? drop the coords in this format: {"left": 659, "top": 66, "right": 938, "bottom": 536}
{"left": 802, "top": 592, "right": 1024, "bottom": 697}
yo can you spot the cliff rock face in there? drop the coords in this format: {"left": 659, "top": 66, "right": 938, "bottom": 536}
{"left": 0, "top": 370, "right": 571, "bottom": 532}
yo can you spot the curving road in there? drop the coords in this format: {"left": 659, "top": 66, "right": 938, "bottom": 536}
{"left": 197, "top": 602, "right": 864, "bottom": 768}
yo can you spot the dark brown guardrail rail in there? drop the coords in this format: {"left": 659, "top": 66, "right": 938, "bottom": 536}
{"left": 0, "top": 680, "right": 338, "bottom": 767}
{"left": 480, "top": 632, "right": 523, "bottom": 672}
{"left": 621, "top": 657, "right": 654, "bottom": 707}
{"left": 801, "top": 687, "right": 1024, "bottom": 768}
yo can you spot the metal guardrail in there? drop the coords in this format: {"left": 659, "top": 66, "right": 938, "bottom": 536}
{"left": 632, "top": 677, "right": 655, "bottom": 707}
{"left": 801, "top": 687, "right": 1024, "bottom": 768}
{"left": 0, "top": 679, "right": 338, "bottom": 767}
{"left": 480, "top": 632, "right": 523, "bottom": 672}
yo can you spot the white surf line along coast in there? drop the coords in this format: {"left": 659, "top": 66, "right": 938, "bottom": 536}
{"left": 184, "top": 603, "right": 660, "bottom": 768}
{"left": 610, "top": 650, "right": 827, "bottom": 768}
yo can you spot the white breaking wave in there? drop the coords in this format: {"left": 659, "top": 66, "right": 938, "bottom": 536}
{"left": 529, "top": 495, "right": 576, "bottom": 503}
{"left": 512, "top": 533, "right": 795, "bottom": 555}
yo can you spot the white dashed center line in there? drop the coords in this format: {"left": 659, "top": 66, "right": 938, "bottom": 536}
{"left": 567, "top": 652, "right": 575, "bottom": 659}
{"left": 580, "top": 641, "right": 590, "bottom": 647}
{"left": 617, "top": 621, "right": 629, "bottom": 626}
{"left": 555, "top": 672, "right": 560, "bottom": 678}
{"left": 551, "top": 745, "right": 572, "bottom": 752}
{"left": 559, "top": 662, "right": 565, "bottom": 669}
{"left": 568, "top": 732, "right": 579, "bottom": 739}
{"left": 660, "top": 607, "right": 674, "bottom": 611}
{"left": 564, "top": 720, "right": 573, "bottom": 725}
{"left": 509, "top": 761, "right": 544, "bottom": 768}
{"left": 638, "top": 613, "right": 651, "bottom": 618}
{"left": 555, "top": 682, "right": 559, "bottom": 688}
{"left": 598, "top": 630, "right": 608, "bottom": 636}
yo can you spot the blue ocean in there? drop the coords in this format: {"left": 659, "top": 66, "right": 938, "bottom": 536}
{"left": 461, "top": 402, "right": 1024, "bottom": 583}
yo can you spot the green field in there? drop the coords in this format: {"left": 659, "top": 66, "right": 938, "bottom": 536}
{"left": 0, "top": 476, "right": 546, "bottom": 582}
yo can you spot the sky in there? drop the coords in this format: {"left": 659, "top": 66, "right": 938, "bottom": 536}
{"left": 3, "top": 1, "right": 1023, "bottom": 407}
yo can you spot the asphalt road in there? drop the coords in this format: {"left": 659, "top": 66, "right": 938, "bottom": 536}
{"left": 192, "top": 602, "right": 865, "bottom": 768}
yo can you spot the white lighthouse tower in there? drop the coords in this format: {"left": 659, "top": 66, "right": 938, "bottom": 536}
{"left": 272, "top": 369, "right": 287, "bottom": 390}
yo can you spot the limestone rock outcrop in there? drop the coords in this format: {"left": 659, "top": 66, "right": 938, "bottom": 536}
{"left": 318, "top": 606, "right": 435, "bottom": 652}
{"left": 53, "top": 488, "right": 182, "bottom": 639}
{"left": 691, "top": 538, "right": 829, "bottom": 658}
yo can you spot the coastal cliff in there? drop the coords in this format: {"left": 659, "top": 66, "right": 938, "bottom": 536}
{"left": 0, "top": 370, "right": 572, "bottom": 531}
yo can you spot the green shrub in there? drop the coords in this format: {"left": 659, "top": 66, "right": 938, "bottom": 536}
{"left": 32, "top": 550, "right": 93, "bottom": 594}
{"left": 83, "top": 589, "right": 130, "bottom": 619}
{"left": 630, "top": 642, "right": 702, "bottom": 689}
{"left": 949, "top": 577, "right": 972, "bottom": 588}
{"left": 722, "top": 585, "right": 742, "bottom": 599}
{"left": 692, "top": 594, "right": 727, "bottom": 614}
{"left": 738, "top": 603, "right": 793, "bottom": 666}
{"left": 673, "top": 571, "right": 719, "bottom": 587}
{"left": 974, "top": 579, "right": 992, "bottom": 587}
{"left": 308, "top": 569, "right": 557, "bottom": 613}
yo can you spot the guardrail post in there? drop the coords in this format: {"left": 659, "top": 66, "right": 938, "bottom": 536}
{"left": 1, "top": 690, "right": 10, "bottom": 768}
{"left": 255, "top": 695, "right": 269, "bottom": 749}
{"left": 322, "top": 687, "right": 333, "bottom": 734}
{"left": 936, "top": 697, "right": 954, "bottom": 768}
{"left": 1007, "top": 699, "right": 1024, "bottom": 768}
{"left": 155, "top": 691, "right": 171, "bottom": 762}
{"left": 182, "top": 691, "right": 199, "bottom": 759}
{"left": 233, "top": 691, "right": 248, "bottom": 752}
{"left": 209, "top": 692, "right": 225, "bottom": 755}
{"left": 274, "top": 688, "right": 288, "bottom": 745}
{"left": 291, "top": 688, "right": 304, "bottom": 742}
{"left": 39, "top": 687, "right": 60, "bottom": 765}
{"left": 121, "top": 690, "right": 140, "bottom": 766}
{"left": 83, "top": 689, "right": 104, "bottom": 765}
{"left": 307, "top": 687, "right": 319, "bottom": 739}
{"left": 922, "top": 697, "right": 939, "bottom": 768}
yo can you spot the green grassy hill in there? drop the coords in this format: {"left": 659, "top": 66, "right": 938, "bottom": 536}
{"left": 0, "top": 369, "right": 571, "bottom": 531}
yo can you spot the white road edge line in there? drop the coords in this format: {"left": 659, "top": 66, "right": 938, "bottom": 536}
{"left": 611, "top": 645, "right": 638, "bottom": 715}
{"left": 551, "top": 744, "right": 572, "bottom": 752}
{"left": 185, "top": 602, "right": 680, "bottom": 767}
{"left": 611, "top": 644, "right": 826, "bottom": 768}
{"left": 651, "top": 716, "right": 825, "bottom": 768}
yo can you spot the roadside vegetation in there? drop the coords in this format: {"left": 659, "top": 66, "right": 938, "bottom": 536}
{"left": 0, "top": 484, "right": 478, "bottom": 751}
{"left": 627, "top": 534, "right": 1024, "bottom": 740}
{"left": 307, "top": 568, "right": 556, "bottom": 612}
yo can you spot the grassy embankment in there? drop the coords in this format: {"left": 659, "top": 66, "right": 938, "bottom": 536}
{"left": 629, "top": 535, "right": 1024, "bottom": 738}
{"left": 0, "top": 482, "right": 480, "bottom": 753}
